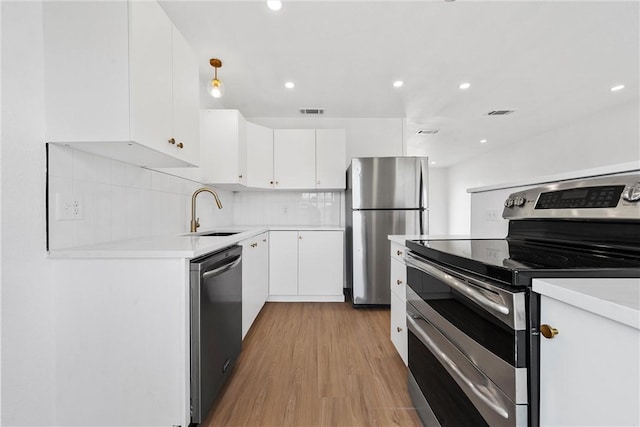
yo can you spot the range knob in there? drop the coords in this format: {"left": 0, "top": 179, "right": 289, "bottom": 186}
{"left": 622, "top": 182, "right": 640, "bottom": 202}
{"left": 514, "top": 196, "right": 526, "bottom": 207}
{"left": 504, "top": 198, "right": 515, "bottom": 208}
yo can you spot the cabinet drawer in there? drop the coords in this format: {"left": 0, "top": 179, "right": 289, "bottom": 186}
{"left": 390, "top": 257, "right": 406, "bottom": 300}
{"left": 390, "top": 242, "right": 406, "bottom": 263}
{"left": 390, "top": 290, "right": 408, "bottom": 365}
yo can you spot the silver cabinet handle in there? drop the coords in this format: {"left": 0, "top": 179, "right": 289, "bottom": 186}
{"left": 202, "top": 256, "right": 242, "bottom": 280}
{"left": 405, "top": 253, "right": 509, "bottom": 316}
{"left": 407, "top": 315, "right": 510, "bottom": 420}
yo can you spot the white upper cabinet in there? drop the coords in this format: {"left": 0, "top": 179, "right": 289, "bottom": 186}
{"left": 315, "top": 129, "right": 346, "bottom": 189}
{"left": 273, "top": 129, "right": 317, "bottom": 189}
{"left": 199, "top": 110, "right": 247, "bottom": 186}
{"left": 169, "top": 27, "right": 200, "bottom": 166}
{"left": 198, "top": 111, "right": 346, "bottom": 190}
{"left": 43, "top": 0, "right": 199, "bottom": 168}
{"left": 246, "top": 122, "right": 274, "bottom": 189}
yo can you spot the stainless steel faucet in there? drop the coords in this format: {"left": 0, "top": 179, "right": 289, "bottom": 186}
{"left": 190, "top": 187, "right": 223, "bottom": 232}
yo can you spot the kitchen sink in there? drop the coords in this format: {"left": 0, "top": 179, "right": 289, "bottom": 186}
{"left": 199, "top": 231, "right": 242, "bottom": 237}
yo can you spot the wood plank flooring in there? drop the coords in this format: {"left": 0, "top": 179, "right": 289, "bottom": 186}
{"left": 202, "top": 302, "right": 421, "bottom": 427}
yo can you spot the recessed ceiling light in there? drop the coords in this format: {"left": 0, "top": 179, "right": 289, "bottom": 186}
{"left": 459, "top": 82, "right": 471, "bottom": 90}
{"left": 393, "top": 80, "right": 404, "bottom": 88}
{"left": 267, "top": 1, "right": 282, "bottom": 11}
{"left": 480, "top": 139, "right": 487, "bottom": 143}
{"left": 431, "top": 161, "right": 436, "bottom": 165}
{"left": 285, "top": 81, "right": 295, "bottom": 89}
{"left": 610, "top": 84, "right": 625, "bottom": 92}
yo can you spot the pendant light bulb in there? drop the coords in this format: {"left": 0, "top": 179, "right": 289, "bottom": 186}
{"left": 209, "top": 58, "right": 224, "bottom": 98}
{"left": 210, "top": 78, "right": 224, "bottom": 98}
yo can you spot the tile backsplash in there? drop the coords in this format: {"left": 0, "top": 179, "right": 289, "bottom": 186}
{"left": 47, "top": 145, "right": 233, "bottom": 250}
{"left": 233, "top": 191, "right": 342, "bottom": 226}
{"left": 47, "top": 145, "right": 343, "bottom": 250}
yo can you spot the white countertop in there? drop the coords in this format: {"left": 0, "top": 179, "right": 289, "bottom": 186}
{"left": 388, "top": 234, "right": 471, "bottom": 246}
{"left": 533, "top": 278, "right": 640, "bottom": 330}
{"left": 49, "top": 225, "right": 344, "bottom": 259}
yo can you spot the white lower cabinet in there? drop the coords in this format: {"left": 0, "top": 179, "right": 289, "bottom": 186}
{"left": 269, "top": 230, "right": 344, "bottom": 301}
{"left": 537, "top": 288, "right": 640, "bottom": 426}
{"left": 240, "top": 232, "right": 269, "bottom": 339}
{"left": 389, "top": 242, "right": 408, "bottom": 365}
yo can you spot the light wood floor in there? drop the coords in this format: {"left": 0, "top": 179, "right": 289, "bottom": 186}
{"left": 202, "top": 302, "right": 422, "bottom": 427}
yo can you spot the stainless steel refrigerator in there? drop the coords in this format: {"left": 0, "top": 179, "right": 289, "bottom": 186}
{"left": 345, "top": 157, "right": 428, "bottom": 306}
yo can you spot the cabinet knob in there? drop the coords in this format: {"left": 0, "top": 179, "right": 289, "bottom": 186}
{"left": 270, "top": 181, "right": 274, "bottom": 185}
{"left": 239, "top": 175, "right": 243, "bottom": 179}
{"left": 397, "top": 326, "right": 403, "bottom": 333}
{"left": 177, "top": 142, "right": 184, "bottom": 149}
{"left": 396, "top": 279, "right": 402, "bottom": 285}
{"left": 540, "top": 324, "right": 559, "bottom": 339}
{"left": 276, "top": 181, "right": 279, "bottom": 185}
{"left": 262, "top": 239, "right": 267, "bottom": 242}
{"left": 251, "top": 243, "right": 257, "bottom": 248}
{"left": 397, "top": 250, "right": 403, "bottom": 256}
{"left": 168, "top": 138, "right": 176, "bottom": 145}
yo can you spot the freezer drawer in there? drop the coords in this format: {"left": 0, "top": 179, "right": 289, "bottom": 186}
{"left": 350, "top": 209, "right": 425, "bottom": 305}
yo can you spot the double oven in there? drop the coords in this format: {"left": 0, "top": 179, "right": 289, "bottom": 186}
{"left": 403, "top": 174, "right": 640, "bottom": 426}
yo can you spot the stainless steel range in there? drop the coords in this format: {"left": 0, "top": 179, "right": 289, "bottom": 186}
{"left": 404, "top": 174, "right": 640, "bottom": 426}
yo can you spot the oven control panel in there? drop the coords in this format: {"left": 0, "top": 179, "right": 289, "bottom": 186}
{"left": 503, "top": 174, "right": 640, "bottom": 220}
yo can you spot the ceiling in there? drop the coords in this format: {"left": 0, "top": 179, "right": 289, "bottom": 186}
{"left": 159, "top": 1, "right": 639, "bottom": 167}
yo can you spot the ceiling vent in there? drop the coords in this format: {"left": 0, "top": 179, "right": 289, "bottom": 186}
{"left": 416, "top": 129, "right": 439, "bottom": 135}
{"left": 299, "top": 108, "right": 324, "bottom": 115}
{"left": 487, "top": 110, "right": 515, "bottom": 116}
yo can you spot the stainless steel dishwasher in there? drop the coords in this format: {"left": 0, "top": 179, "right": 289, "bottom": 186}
{"left": 190, "top": 245, "right": 242, "bottom": 424}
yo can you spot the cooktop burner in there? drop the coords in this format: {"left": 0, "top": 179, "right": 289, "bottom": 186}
{"left": 406, "top": 237, "right": 640, "bottom": 287}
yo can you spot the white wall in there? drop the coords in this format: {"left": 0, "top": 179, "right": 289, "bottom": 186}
{"left": 1, "top": 2, "right": 56, "bottom": 425}
{"left": 447, "top": 101, "right": 640, "bottom": 234}
{"left": 427, "top": 167, "right": 449, "bottom": 235}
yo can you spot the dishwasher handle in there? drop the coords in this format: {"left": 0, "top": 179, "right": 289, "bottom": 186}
{"left": 202, "top": 255, "right": 242, "bottom": 280}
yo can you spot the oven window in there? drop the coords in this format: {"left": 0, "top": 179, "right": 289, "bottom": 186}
{"left": 408, "top": 330, "right": 489, "bottom": 427}
{"left": 408, "top": 266, "right": 527, "bottom": 367}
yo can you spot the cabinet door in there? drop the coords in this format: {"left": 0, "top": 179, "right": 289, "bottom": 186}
{"left": 129, "top": 0, "right": 173, "bottom": 155}
{"left": 246, "top": 123, "right": 274, "bottom": 188}
{"left": 256, "top": 233, "right": 270, "bottom": 309}
{"left": 240, "top": 237, "right": 258, "bottom": 339}
{"left": 240, "top": 232, "right": 270, "bottom": 339}
{"left": 298, "top": 231, "right": 344, "bottom": 296}
{"left": 390, "top": 291, "right": 408, "bottom": 365}
{"left": 273, "top": 130, "right": 316, "bottom": 189}
{"left": 315, "top": 129, "right": 346, "bottom": 189}
{"left": 539, "top": 295, "right": 640, "bottom": 426}
{"left": 199, "top": 110, "right": 245, "bottom": 184}
{"left": 43, "top": 1, "right": 130, "bottom": 142}
{"left": 170, "top": 27, "right": 199, "bottom": 166}
{"left": 269, "top": 231, "right": 298, "bottom": 296}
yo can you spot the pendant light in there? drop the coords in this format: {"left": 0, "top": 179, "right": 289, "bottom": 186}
{"left": 209, "top": 58, "right": 224, "bottom": 98}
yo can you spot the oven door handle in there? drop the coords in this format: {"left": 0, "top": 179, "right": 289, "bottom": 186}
{"left": 407, "top": 314, "right": 510, "bottom": 421}
{"left": 404, "top": 253, "right": 510, "bottom": 316}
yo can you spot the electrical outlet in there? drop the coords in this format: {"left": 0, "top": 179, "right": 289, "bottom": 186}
{"left": 56, "top": 194, "right": 84, "bottom": 221}
{"left": 484, "top": 209, "right": 500, "bottom": 222}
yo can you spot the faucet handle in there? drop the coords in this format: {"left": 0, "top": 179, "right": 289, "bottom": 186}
{"left": 196, "top": 217, "right": 200, "bottom": 229}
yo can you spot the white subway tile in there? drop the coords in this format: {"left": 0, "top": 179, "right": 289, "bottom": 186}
{"left": 72, "top": 150, "right": 96, "bottom": 183}
{"left": 48, "top": 144, "right": 73, "bottom": 178}
{"left": 111, "top": 160, "right": 127, "bottom": 187}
